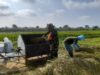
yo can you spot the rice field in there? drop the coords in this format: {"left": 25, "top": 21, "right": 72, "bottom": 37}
{"left": 1, "top": 30, "right": 100, "bottom": 42}
{"left": 0, "top": 30, "right": 100, "bottom": 75}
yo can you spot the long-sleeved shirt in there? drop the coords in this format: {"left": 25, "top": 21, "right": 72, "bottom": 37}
{"left": 64, "top": 37, "right": 78, "bottom": 45}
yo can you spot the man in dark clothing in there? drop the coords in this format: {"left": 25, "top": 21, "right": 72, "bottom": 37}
{"left": 44, "top": 23, "right": 59, "bottom": 59}
{"left": 64, "top": 35, "right": 85, "bottom": 58}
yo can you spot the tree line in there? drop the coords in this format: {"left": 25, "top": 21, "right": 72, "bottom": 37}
{"left": 0, "top": 24, "right": 100, "bottom": 32}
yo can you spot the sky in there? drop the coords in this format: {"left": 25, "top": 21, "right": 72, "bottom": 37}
{"left": 0, "top": 0, "right": 100, "bottom": 28}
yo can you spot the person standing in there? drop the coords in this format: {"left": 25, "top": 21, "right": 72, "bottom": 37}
{"left": 44, "top": 23, "right": 59, "bottom": 59}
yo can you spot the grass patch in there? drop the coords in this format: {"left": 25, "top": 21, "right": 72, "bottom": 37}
{"left": 0, "top": 31, "right": 100, "bottom": 75}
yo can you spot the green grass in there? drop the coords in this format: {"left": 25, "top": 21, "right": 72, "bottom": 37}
{"left": 1, "top": 30, "right": 100, "bottom": 42}
{"left": 79, "top": 37, "right": 100, "bottom": 47}
{"left": 29, "top": 37, "right": 100, "bottom": 75}
{"left": 0, "top": 30, "right": 100, "bottom": 75}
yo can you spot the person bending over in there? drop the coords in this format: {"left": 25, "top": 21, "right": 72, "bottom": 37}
{"left": 64, "top": 35, "right": 85, "bottom": 58}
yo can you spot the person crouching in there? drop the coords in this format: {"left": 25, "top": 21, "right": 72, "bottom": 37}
{"left": 3, "top": 37, "right": 13, "bottom": 53}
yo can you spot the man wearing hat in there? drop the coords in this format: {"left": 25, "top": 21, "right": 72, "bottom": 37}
{"left": 64, "top": 35, "right": 85, "bottom": 58}
{"left": 44, "top": 23, "right": 59, "bottom": 59}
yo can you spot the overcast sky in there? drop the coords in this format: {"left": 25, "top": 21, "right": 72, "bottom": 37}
{"left": 0, "top": 0, "right": 100, "bottom": 27}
